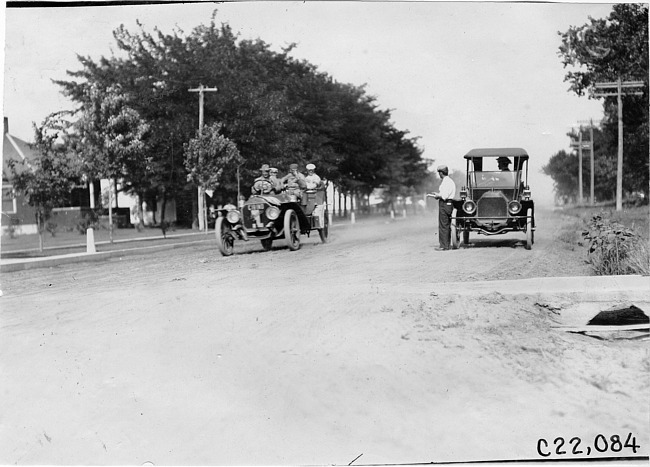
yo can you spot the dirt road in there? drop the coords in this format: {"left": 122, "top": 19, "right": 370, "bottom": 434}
{"left": 1, "top": 207, "right": 648, "bottom": 464}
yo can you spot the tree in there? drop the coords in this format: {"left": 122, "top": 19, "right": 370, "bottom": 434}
{"left": 557, "top": 4, "right": 648, "bottom": 200}
{"left": 7, "top": 113, "right": 81, "bottom": 251}
{"left": 184, "top": 122, "right": 242, "bottom": 230}
{"left": 55, "top": 12, "right": 430, "bottom": 221}
{"left": 71, "top": 84, "right": 151, "bottom": 232}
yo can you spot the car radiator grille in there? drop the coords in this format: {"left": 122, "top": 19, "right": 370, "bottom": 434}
{"left": 478, "top": 196, "right": 507, "bottom": 218}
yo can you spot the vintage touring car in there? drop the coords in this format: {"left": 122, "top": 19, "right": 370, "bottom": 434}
{"left": 215, "top": 187, "right": 329, "bottom": 256}
{"left": 451, "top": 148, "right": 535, "bottom": 249}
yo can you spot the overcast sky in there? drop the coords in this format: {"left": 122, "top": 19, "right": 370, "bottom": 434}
{"left": 2, "top": 2, "right": 617, "bottom": 204}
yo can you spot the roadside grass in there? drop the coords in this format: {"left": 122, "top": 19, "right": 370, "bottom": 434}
{"left": 560, "top": 203, "right": 649, "bottom": 275}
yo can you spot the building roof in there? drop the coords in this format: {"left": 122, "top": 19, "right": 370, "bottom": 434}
{"left": 3, "top": 118, "right": 36, "bottom": 180}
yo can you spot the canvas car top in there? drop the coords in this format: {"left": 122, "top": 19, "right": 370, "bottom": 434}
{"left": 464, "top": 148, "right": 529, "bottom": 159}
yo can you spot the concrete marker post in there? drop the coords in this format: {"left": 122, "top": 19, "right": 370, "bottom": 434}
{"left": 86, "top": 228, "right": 96, "bottom": 253}
{"left": 351, "top": 212, "right": 356, "bottom": 224}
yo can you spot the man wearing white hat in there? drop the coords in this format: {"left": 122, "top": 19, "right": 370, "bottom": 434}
{"left": 304, "top": 163, "right": 322, "bottom": 189}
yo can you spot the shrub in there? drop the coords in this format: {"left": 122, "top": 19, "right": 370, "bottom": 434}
{"left": 582, "top": 214, "right": 650, "bottom": 275}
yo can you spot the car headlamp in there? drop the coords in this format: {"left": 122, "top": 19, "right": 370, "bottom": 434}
{"left": 265, "top": 206, "right": 280, "bottom": 220}
{"left": 226, "top": 210, "right": 241, "bottom": 223}
{"left": 463, "top": 200, "right": 477, "bottom": 215}
{"left": 508, "top": 200, "right": 522, "bottom": 215}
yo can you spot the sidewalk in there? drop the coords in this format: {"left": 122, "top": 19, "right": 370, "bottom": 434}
{"left": 0, "top": 213, "right": 407, "bottom": 273}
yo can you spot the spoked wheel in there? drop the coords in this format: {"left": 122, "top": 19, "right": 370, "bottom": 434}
{"left": 318, "top": 209, "right": 329, "bottom": 243}
{"left": 463, "top": 230, "right": 470, "bottom": 245}
{"left": 450, "top": 209, "right": 460, "bottom": 250}
{"left": 284, "top": 209, "right": 301, "bottom": 251}
{"left": 261, "top": 238, "right": 273, "bottom": 251}
{"left": 215, "top": 217, "right": 235, "bottom": 256}
{"left": 525, "top": 208, "right": 533, "bottom": 250}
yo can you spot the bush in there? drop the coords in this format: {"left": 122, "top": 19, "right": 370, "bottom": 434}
{"left": 582, "top": 214, "right": 650, "bottom": 275}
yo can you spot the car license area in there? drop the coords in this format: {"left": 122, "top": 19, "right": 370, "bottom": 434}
{"left": 248, "top": 203, "right": 264, "bottom": 211}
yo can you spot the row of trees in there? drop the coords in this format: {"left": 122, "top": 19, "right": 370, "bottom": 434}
{"left": 544, "top": 4, "right": 648, "bottom": 204}
{"left": 11, "top": 11, "right": 431, "bottom": 233}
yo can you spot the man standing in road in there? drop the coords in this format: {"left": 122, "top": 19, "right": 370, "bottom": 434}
{"left": 427, "top": 165, "right": 456, "bottom": 251}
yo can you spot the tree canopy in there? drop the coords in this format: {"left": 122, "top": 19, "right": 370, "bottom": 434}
{"left": 55, "top": 12, "right": 430, "bottom": 224}
{"left": 553, "top": 4, "right": 649, "bottom": 201}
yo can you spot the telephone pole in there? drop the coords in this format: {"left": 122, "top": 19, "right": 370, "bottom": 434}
{"left": 593, "top": 78, "right": 644, "bottom": 211}
{"left": 575, "top": 119, "right": 598, "bottom": 205}
{"left": 189, "top": 84, "right": 218, "bottom": 231}
{"left": 570, "top": 126, "right": 591, "bottom": 205}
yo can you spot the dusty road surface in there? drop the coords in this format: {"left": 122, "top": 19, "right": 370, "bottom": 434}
{"left": 1, "top": 207, "right": 648, "bottom": 465}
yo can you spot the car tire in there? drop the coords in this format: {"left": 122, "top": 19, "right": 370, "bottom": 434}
{"left": 215, "top": 217, "right": 234, "bottom": 256}
{"left": 525, "top": 208, "right": 533, "bottom": 250}
{"left": 318, "top": 210, "right": 329, "bottom": 243}
{"left": 284, "top": 209, "right": 301, "bottom": 251}
{"left": 450, "top": 209, "right": 460, "bottom": 250}
{"left": 463, "top": 230, "right": 470, "bottom": 245}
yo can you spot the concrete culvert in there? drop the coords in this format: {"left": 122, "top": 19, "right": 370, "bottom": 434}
{"left": 587, "top": 305, "right": 650, "bottom": 327}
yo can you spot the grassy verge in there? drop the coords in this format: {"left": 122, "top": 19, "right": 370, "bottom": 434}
{"left": 559, "top": 203, "right": 649, "bottom": 275}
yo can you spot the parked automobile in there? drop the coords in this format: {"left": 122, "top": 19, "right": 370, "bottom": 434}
{"left": 452, "top": 148, "right": 535, "bottom": 249}
{"left": 214, "top": 188, "right": 329, "bottom": 256}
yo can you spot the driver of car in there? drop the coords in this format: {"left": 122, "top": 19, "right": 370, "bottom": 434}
{"left": 251, "top": 164, "right": 278, "bottom": 195}
{"left": 497, "top": 157, "right": 511, "bottom": 171}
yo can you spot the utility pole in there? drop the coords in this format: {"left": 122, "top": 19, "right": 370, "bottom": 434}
{"left": 589, "top": 120, "right": 594, "bottom": 205}
{"left": 576, "top": 119, "right": 597, "bottom": 205}
{"left": 570, "top": 126, "right": 590, "bottom": 205}
{"left": 593, "top": 78, "right": 644, "bottom": 211}
{"left": 188, "top": 84, "right": 218, "bottom": 231}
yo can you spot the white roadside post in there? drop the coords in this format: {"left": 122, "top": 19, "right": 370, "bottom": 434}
{"left": 86, "top": 175, "right": 96, "bottom": 253}
{"left": 86, "top": 228, "right": 96, "bottom": 253}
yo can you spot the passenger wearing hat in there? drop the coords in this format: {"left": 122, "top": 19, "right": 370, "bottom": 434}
{"left": 426, "top": 165, "right": 456, "bottom": 251}
{"left": 497, "top": 157, "right": 511, "bottom": 171}
{"left": 251, "top": 164, "right": 279, "bottom": 195}
{"left": 269, "top": 167, "right": 281, "bottom": 189}
{"left": 281, "top": 163, "right": 307, "bottom": 199}
{"left": 304, "top": 163, "right": 322, "bottom": 189}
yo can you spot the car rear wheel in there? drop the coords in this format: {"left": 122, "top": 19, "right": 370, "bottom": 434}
{"left": 318, "top": 210, "right": 329, "bottom": 243}
{"left": 261, "top": 238, "right": 273, "bottom": 251}
{"left": 215, "top": 217, "right": 234, "bottom": 256}
{"left": 450, "top": 209, "right": 460, "bottom": 249}
{"left": 525, "top": 208, "right": 533, "bottom": 250}
{"left": 463, "top": 230, "right": 470, "bottom": 245}
{"left": 284, "top": 209, "right": 301, "bottom": 251}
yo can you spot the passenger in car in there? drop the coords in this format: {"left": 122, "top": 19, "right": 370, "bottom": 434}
{"left": 281, "top": 163, "right": 307, "bottom": 199}
{"left": 305, "top": 163, "right": 323, "bottom": 189}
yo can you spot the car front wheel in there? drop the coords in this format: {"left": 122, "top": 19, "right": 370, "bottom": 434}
{"left": 284, "top": 209, "right": 301, "bottom": 251}
{"left": 216, "top": 217, "right": 235, "bottom": 256}
{"left": 525, "top": 208, "right": 533, "bottom": 250}
{"left": 450, "top": 209, "right": 460, "bottom": 249}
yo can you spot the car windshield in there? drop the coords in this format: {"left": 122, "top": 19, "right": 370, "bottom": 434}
{"left": 471, "top": 171, "right": 517, "bottom": 188}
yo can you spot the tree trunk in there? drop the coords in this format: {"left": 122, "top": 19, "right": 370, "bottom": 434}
{"left": 113, "top": 179, "right": 119, "bottom": 208}
{"left": 136, "top": 192, "right": 145, "bottom": 231}
{"left": 191, "top": 191, "right": 199, "bottom": 230}
{"left": 160, "top": 190, "right": 168, "bottom": 238}
{"left": 36, "top": 210, "right": 44, "bottom": 252}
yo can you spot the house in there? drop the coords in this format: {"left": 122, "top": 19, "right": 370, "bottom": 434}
{"left": 2, "top": 117, "right": 102, "bottom": 235}
{"left": 2, "top": 117, "right": 40, "bottom": 234}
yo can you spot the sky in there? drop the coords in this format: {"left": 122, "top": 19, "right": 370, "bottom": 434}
{"left": 2, "top": 1, "right": 619, "bottom": 205}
